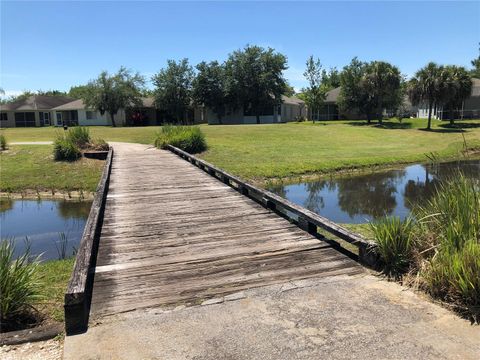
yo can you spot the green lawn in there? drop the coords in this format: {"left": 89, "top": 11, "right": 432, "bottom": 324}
{"left": 0, "top": 145, "right": 104, "bottom": 193}
{"left": 36, "top": 258, "right": 75, "bottom": 322}
{"left": 1, "top": 118, "right": 479, "bottom": 185}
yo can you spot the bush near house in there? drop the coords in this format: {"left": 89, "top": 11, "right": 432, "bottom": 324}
{"left": 371, "top": 174, "right": 480, "bottom": 322}
{"left": 0, "top": 134, "right": 7, "bottom": 150}
{"left": 154, "top": 125, "right": 207, "bottom": 154}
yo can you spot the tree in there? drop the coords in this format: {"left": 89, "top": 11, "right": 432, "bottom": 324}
{"left": 225, "top": 45, "right": 288, "bottom": 124}
{"left": 408, "top": 62, "right": 445, "bottom": 130}
{"left": 152, "top": 59, "right": 194, "bottom": 124}
{"left": 192, "top": 61, "right": 227, "bottom": 123}
{"left": 36, "top": 89, "right": 67, "bottom": 96}
{"left": 283, "top": 82, "right": 296, "bottom": 97}
{"left": 302, "top": 56, "right": 324, "bottom": 123}
{"left": 441, "top": 65, "right": 473, "bottom": 124}
{"left": 338, "top": 57, "right": 372, "bottom": 122}
{"left": 83, "top": 67, "right": 145, "bottom": 127}
{"left": 339, "top": 59, "right": 403, "bottom": 124}
{"left": 68, "top": 85, "right": 90, "bottom": 99}
{"left": 362, "top": 61, "right": 403, "bottom": 124}
{"left": 320, "top": 67, "right": 341, "bottom": 92}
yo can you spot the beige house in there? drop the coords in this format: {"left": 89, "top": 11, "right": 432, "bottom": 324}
{"left": 197, "top": 95, "right": 307, "bottom": 124}
{"left": 0, "top": 95, "right": 75, "bottom": 127}
{"left": 417, "top": 78, "right": 480, "bottom": 119}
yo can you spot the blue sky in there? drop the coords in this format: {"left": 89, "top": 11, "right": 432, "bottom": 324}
{"left": 1, "top": 1, "right": 479, "bottom": 97}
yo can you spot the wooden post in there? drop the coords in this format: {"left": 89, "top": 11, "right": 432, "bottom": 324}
{"left": 298, "top": 217, "right": 317, "bottom": 235}
{"left": 263, "top": 197, "right": 276, "bottom": 211}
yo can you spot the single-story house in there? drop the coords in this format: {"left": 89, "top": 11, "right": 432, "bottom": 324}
{"left": 311, "top": 87, "right": 418, "bottom": 120}
{"left": 196, "top": 95, "right": 307, "bottom": 125}
{"left": 0, "top": 94, "right": 306, "bottom": 127}
{"left": 0, "top": 95, "right": 75, "bottom": 127}
{"left": 416, "top": 78, "right": 480, "bottom": 120}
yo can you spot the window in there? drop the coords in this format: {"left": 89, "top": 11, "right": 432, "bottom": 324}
{"left": 0, "top": 113, "right": 7, "bottom": 121}
{"left": 14, "top": 112, "right": 36, "bottom": 127}
{"left": 86, "top": 111, "right": 97, "bottom": 120}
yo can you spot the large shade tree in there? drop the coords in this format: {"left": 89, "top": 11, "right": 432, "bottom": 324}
{"left": 338, "top": 57, "right": 371, "bottom": 121}
{"left": 441, "top": 65, "right": 473, "bottom": 124}
{"left": 192, "top": 61, "right": 227, "bottom": 123}
{"left": 302, "top": 56, "right": 324, "bottom": 123}
{"left": 152, "top": 59, "right": 194, "bottom": 124}
{"left": 225, "top": 45, "right": 288, "bottom": 124}
{"left": 362, "top": 61, "right": 403, "bottom": 124}
{"left": 408, "top": 62, "right": 445, "bottom": 130}
{"left": 83, "top": 67, "right": 145, "bottom": 127}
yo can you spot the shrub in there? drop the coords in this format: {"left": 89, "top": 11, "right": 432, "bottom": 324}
{"left": 0, "top": 239, "right": 41, "bottom": 328}
{"left": 154, "top": 125, "right": 207, "bottom": 154}
{"left": 89, "top": 138, "right": 110, "bottom": 151}
{"left": 53, "top": 135, "right": 81, "bottom": 161}
{"left": 66, "top": 126, "right": 91, "bottom": 149}
{"left": 0, "top": 134, "right": 6, "bottom": 150}
{"left": 369, "top": 216, "right": 415, "bottom": 278}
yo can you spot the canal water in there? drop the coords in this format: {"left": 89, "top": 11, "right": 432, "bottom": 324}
{"left": 268, "top": 160, "right": 479, "bottom": 224}
{"left": 0, "top": 199, "right": 92, "bottom": 260}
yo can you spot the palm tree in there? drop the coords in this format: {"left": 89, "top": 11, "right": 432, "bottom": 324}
{"left": 408, "top": 62, "right": 444, "bottom": 130}
{"left": 441, "top": 66, "right": 473, "bottom": 125}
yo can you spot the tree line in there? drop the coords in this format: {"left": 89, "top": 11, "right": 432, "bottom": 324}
{"left": 2, "top": 44, "right": 479, "bottom": 129}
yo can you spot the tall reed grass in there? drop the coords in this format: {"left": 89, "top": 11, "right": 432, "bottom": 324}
{"left": 154, "top": 125, "right": 207, "bottom": 154}
{"left": 0, "top": 239, "right": 41, "bottom": 328}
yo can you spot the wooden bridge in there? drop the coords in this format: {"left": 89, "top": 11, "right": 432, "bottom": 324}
{"left": 65, "top": 143, "right": 375, "bottom": 334}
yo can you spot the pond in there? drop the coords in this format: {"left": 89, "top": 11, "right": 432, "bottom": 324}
{"left": 0, "top": 199, "right": 92, "bottom": 260}
{"left": 267, "top": 160, "right": 480, "bottom": 224}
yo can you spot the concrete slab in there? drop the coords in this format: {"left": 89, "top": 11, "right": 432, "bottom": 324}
{"left": 63, "top": 274, "right": 480, "bottom": 360}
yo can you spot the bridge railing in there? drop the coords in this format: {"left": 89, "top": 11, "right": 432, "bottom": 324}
{"left": 167, "top": 145, "right": 378, "bottom": 267}
{"left": 64, "top": 147, "right": 114, "bottom": 335}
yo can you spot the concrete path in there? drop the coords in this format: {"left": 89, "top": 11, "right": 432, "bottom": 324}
{"left": 10, "top": 141, "right": 53, "bottom": 145}
{"left": 64, "top": 274, "right": 479, "bottom": 360}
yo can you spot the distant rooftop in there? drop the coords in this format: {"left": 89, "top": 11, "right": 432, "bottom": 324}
{"left": 0, "top": 95, "right": 75, "bottom": 111}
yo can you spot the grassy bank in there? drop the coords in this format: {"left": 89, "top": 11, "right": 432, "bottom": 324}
{"left": 36, "top": 258, "right": 75, "bottom": 322}
{"left": 0, "top": 145, "right": 104, "bottom": 194}
{"left": 2, "top": 119, "right": 479, "bottom": 182}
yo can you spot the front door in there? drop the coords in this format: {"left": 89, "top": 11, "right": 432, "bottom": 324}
{"left": 43, "top": 112, "right": 50, "bottom": 126}
{"left": 56, "top": 112, "right": 63, "bottom": 126}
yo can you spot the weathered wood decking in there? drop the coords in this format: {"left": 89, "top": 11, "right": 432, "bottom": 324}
{"left": 88, "top": 143, "right": 363, "bottom": 318}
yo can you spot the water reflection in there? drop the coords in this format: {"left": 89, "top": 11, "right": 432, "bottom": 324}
{"left": 268, "top": 160, "right": 479, "bottom": 224}
{"left": 0, "top": 199, "right": 92, "bottom": 260}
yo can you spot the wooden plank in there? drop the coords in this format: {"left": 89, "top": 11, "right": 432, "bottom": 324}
{"left": 64, "top": 147, "right": 114, "bottom": 335}
{"left": 83, "top": 143, "right": 363, "bottom": 324}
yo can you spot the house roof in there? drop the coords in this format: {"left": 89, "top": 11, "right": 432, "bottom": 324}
{"left": 324, "top": 87, "right": 341, "bottom": 103}
{"left": 281, "top": 95, "right": 305, "bottom": 105}
{"left": 53, "top": 99, "right": 86, "bottom": 110}
{"left": 53, "top": 97, "right": 156, "bottom": 111}
{"left": 1, "top": 95, "right": 75, "bottom": 111}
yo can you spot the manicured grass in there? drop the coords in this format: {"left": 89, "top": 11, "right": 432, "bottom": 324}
{"left": 36, "top": 258, "right": 75, "bottom": 322}
{"left": 0, "top": 145, "right": 104, "bottom": 193}
{"left": 2, "top": 119, "right": 479, "bottom": 182}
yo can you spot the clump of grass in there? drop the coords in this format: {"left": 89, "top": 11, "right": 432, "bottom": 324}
{"left": 0, "top": 239, "right": 41, "bottom": 330}
{"left": 66, "top": 126, "right": 91, "bottom": 149}
{"left": 0, "top": 134, "right": 7, "bottom": 150}
{"left": 415, "top": 174, "right": 479, "bottom": 320}
{"left": 369, "top": 216, "right": 415, "bottom": 278}
{"left": 54, "top": 232, "right": 69, "bottom": 260}
{"left": 53, "top": 134, "right": 81, "bottom": 161}
{"left": 89, "top": 138, "right": 109, "bottom": 151}
{"left": 154, "top": 125, "right": 207, "bottom": 154}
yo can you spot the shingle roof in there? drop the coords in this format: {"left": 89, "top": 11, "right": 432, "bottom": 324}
{"left": 324, "top": 87, "right": 341, "bottom": 103}
{"left": 1, "top": 95, "right": 75, "bottom": 111}
{"left": 52, "top": 99, "right": 86, "bottom": 110}
{"left": 281, "top": 95, "right": 305, "bottom": 105}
